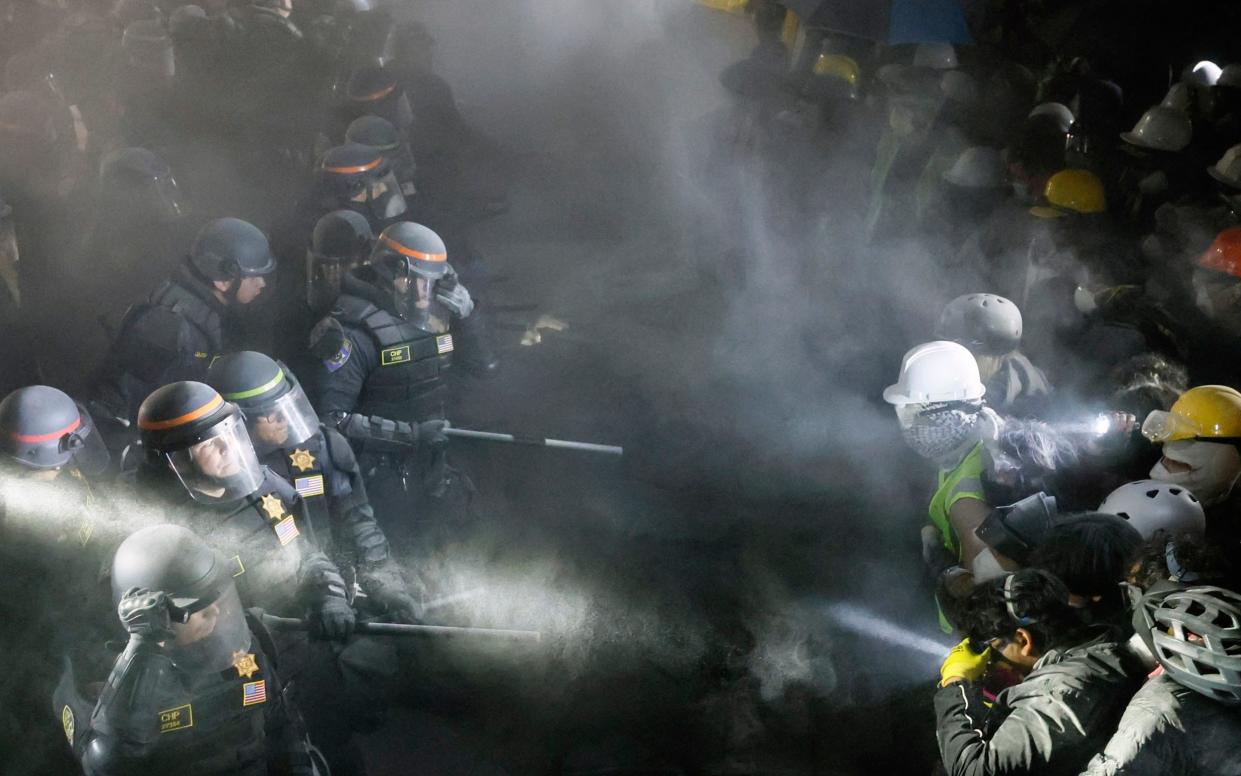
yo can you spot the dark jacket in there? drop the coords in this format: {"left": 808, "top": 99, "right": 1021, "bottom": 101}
{"left": 1080, "top": 671, "right": 1241, "bottom": 776}
{"left": 935, "top": 639, "right": 1146, "bottom": 776}
{"left": 92, "top": 260, "right": 227, "bottom": 425}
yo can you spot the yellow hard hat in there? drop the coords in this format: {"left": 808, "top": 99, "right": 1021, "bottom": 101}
{"left": 1142, "top": 385, "right": 1241, "bottom": 443}
{"left": 1029, "top": 169, "right": 1108, "bottom": 219}
{"left": 814, "top": 54, "right": 860, "bottom": 87}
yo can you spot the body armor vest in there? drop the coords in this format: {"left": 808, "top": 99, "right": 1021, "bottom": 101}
{"left": 260, "top": 431, "right": 333, "bottom": 552}
{"left": 86, "top": 630, "right": 283, "bottom": 776}
{"left": 186, "top": 471, "right": 313, "bottom": 615}
{"left": 336, "top": 293, "right": 453, "bottom": 422}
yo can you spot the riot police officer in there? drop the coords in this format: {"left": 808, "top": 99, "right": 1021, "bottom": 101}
{"left": 207, "top": 351, "right": 418, "bottom": 775}
{"left": 307, "top": 209, "right": 374, "bottom": 317}
{"left": 309, "top": 221, "right": 472, "bottom": 441}
{"left": 345, "top": 113, "right": 416, "bottom": 197}
{"left": 0, "top": 386, "right": 113, "bottom": 776}
{"left": 56, "top": 524, "right": 317, "bottom": 775}
{"left": 310, "top": 221, "right": 488, "bottom": 526}
{"left": 91, "top": 217, "right": 277, "bottom": 435}
{"left": 315, "top": 142, "right": 409, "bottom": 230}
{"left": 206, "top": 351, "right": 420, "bottom": 620}
{"left": 134, "top": 381, "right": 353, "bottom": 638}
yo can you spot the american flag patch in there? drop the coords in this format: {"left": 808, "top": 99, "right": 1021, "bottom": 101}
{"left": 273, "top": 516, "right": 300, "bottom": 546}
{"left": 436, "top": 334, "right": 454, "bottom": 354}
{"left": 294, "top": 475, "right": 325, "bottom": 498}
{"left": 242, "top": 680, "right": 266, "bottom": 706}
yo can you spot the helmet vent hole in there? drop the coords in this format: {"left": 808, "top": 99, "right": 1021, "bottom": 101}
{"left": 1117, "top": 512, "right": 1131, "bottom": 520}
{"left": 1145, "top": 490, "right": 1160, "bottom": 499}
{"left": 1168, "top": 487, "right": 1182, "bottom": 496}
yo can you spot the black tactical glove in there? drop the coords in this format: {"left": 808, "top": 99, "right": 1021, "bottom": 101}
{"left": 435, "top": 279, "right": 474, "bottom": 319}
{"left": 311, "top": 596, "right": 356, "bottom": 641}
{"left": 418, "top": 419, "right": 449, "bottom": 446}
{"left": 362, "top": 573, "right": 423, "bottom": 624}
{"left": 118, "top": 586, "right": 175, "bottom": 643}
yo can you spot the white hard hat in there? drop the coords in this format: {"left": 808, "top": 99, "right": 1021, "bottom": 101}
{"left": 913, "top": 42, "right": 957, "bottom": 70}
{"left": 1185, "top": 60, "right": 1223, "bottom": 88}
{"left": 1121, "top": 105, "right": 1193, "bottom": 153}
{"left": 1160, "top": 83, "right": 1191, "bottom": 112}
{"left": 1209, "top": 144, "right": 1241, "bottom": 190}
{"left": 1028, "top": 102, "right": 1074, "bottom": 133}
{"left": 1219, "top": 64, "right": 1241, "bottom": 90}
{"left": 943, "top": 146, "right": 1006, "bottom": 189}
{"left": 883, "top": 341, "right": 986, "bottom": 405}
{"left": 1098, "top": 479, "right": 1206, "bottom": 540}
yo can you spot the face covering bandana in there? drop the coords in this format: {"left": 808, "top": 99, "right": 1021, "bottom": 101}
{"left": 1150, "top": 439, "right": 1241, "bottom": 506}
{"left": 900, "top": 403, "right": 981, "bottom": 461}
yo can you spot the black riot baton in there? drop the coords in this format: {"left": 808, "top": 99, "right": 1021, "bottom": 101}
{"left": 260, "top": 614, "right": 542, "bottom": 644}
{"left": 443, "top": 427, "right": 623, "bottom": 456}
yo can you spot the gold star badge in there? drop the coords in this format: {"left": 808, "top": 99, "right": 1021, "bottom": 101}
{"left": 232, "top": 650, "right": 259, "bottom": 679}
{"left": 260, "top": 493, "right": 285, "bottom": 521}
{"left": 289, "top": 448, "right": 316, "bottom": 473}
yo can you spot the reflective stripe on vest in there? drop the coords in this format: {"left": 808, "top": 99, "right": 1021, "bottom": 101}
{"left": 928, "top": 442, "right": 987, "bottom": 557}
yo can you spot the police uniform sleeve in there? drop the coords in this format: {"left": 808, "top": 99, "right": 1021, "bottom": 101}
{"left": 323, "top": 428, "right": 391, "bottom": 569}
{"left": 78, "top": 640, "right": 173, "bottom": 775}
{"left": 310, "top": 316, "right": 374, "bottom": 417}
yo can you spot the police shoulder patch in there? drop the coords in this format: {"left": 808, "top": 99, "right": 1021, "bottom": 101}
{"left": 310, "top": 317, "right": 351, "bottom": 372}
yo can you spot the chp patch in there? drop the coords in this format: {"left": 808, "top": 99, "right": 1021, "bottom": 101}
{"left": 159, "top": 704, "right": 193, "bottom": 733}
{"left": 242, "top": 680, "right": 267, "bottom": 707}
{"left": 61, "top": 705, "right": 74, "bottom": 744}
{"left": 295, "top": 474, "right": 325, "bottom": 498}
{"left": 273, "top": 516, "right": 300, "bottom": 546}
{"left": 436, "top": 334, "right": 454, "bottom": 354}
{"left": 381, "top": 344, "right": 411, "bottom": 366}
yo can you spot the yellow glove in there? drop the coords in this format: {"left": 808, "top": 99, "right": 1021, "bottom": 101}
{"left": 939, "top": 638, "right": 990, "bottom": 687}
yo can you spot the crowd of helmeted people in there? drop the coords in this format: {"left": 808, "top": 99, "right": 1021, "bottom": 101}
{"left": 717, "top": 1, "right": 1241, "bottom": 773}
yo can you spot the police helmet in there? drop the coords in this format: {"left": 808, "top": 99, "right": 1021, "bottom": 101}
{"left": 371, "top": 221, "right": 448, "bottom": 280}
{"left": 318, "top": 143, "right": 390, "bottom": 198}
{"left": 345, "top": 114, "right": 401, "bottom": 153}
{"left": 189, "top": 217, "right": 276, "bottom": 281}
{"left": 0, "top": 386, "right": 86, "bottom": 470}
{"left": 311, "top": 209, "right": 373, "bottom": 262}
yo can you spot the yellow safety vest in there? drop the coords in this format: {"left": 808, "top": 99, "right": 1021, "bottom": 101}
{"left": 928, "top": 442, "right": 987, "bottom": 558}
{"left": 928, "top": 442, "right": 988, "bottom": 633}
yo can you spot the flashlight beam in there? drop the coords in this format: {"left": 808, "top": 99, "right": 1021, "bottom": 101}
{"left": 824, "top": 603, "right": 953, "bottom": 660}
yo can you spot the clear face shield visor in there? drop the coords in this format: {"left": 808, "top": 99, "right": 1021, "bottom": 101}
{"left": 167, "top": 582, "right": 251, "bottom": 674}
{"left": 307, "top": 252, "right": 349, "bottom": 310}
{"left": 166, "top": 413, "right": 264, "bottom": 504}
{"left": 1141, "top": 410, "right": 1203, "bottom": 443}
{"left": 394, "top": 272, "right": 449, "bottom": 332}
{"left": 69, "top": 401, "right": 111, "bottom": 477}
{"left": 352, "top": 171, "right": 407, "bottom": 220}
{"left": 242, "top": 385, "right": 319, "bottom": 456}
